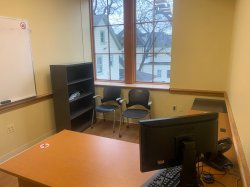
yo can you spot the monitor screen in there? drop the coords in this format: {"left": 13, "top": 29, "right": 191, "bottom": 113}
{"left": 139, "top": 112, "right": 218, "bottom": 185}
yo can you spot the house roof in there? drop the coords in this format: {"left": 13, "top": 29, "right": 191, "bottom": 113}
{"left": 118, "top": 68, "right": 154, "bottom": 82}
{"left": 117, "top": 30, "right": 172, "bottom": 48}
{"left": 93, "top": 15, "right": 104, "bottom": 25}
{"left": 144, "top": 62, "right": 171, "bottom": 65}
{"left": 119, "top": 57, "right": 156, "bottom": 81}
{"left": 136, "top": 71, "right": 154, "bottom": 82}
{"left": 116, "top": 29, "right": 145, "bottom": 47}
{"left": 154, "top": 32, "right": 172, "bottom": 48}
{"left": 93, "top": 15, "right": 122, "bottom": 50}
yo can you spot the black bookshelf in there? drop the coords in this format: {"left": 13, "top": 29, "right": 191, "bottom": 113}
{"left": 50, "top": 63, "right": 94, "bottom": 132}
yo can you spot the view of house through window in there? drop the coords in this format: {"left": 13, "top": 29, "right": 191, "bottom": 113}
{"left": 91, "top": 0, "right": 173, "bottom": 83}
{"left": 92, "top": 0, "right": 124, "bottom": 81}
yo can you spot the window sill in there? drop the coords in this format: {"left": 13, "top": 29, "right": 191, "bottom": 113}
{"left": 94, "top": 81, "right": 170, "bottom": 91}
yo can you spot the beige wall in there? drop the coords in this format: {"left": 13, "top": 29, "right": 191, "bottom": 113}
{"left": 171, "top": 0, "right": 235, "bottom": 91}
{"left": 0, "top": 100, "right": 55, "bottom": 162}
{"left": 81, "top": 0, "right": 92, "bottom": 62}
{"left": 0, "top": 0, "right": 84, "bottom": 160}
{"left": 227, "top": 0, "right": 250, "bottom": 168}
{"left": 95, "top": 86, "right": 223, "bottom": 122}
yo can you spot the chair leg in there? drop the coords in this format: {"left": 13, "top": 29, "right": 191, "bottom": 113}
{"left": 112, "top": 110, "right": 116, "bottom": 133}
{"left": 119, "top": 115, "right": 123, "bottom": 138}
{"left": 126, "top": 117, "right": 129, "bottom": 128}
{"left": 103, "top": 112, "right": 105, "bottom": 121}
{"left": 91, "top": 109, "right": 95, "bottom": 129}
{"left": 120, "top": 107, "right": 124, "bottom": 125}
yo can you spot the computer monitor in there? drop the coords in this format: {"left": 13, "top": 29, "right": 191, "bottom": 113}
{"left": 139, "top": 112, "right": 218, "bottom": 186}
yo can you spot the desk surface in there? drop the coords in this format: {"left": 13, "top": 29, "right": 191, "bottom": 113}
{"left": 0, "top": 130, "right": 153, "bottom": 187}
{"left": 0, "top": 113, "right": 243, "bottom": 187}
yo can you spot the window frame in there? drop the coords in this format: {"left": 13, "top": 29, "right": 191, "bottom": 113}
{"left": 89, "top": 0, "right": 172, "bottom": 85}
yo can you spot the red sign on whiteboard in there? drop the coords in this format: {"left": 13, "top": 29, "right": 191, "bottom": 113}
{"left": 20, "top": 22, "right": 26, "bottom": 29}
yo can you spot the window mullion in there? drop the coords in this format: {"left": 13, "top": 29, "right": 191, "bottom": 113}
{"left": 124, "top": 0, "right": 136, "bottom": 84}
{"left": 152, "top": 0, "right": 156, "bottom": 83}
{"left": 108, "top": 26, "right": 111, "bottom": 80}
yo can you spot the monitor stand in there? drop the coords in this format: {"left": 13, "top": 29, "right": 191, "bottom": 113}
{"left": 205, "top": 153, "right": 233, "bottom": 171}
{"left": 181, "top": 141, "right": 203, "bottom": 187}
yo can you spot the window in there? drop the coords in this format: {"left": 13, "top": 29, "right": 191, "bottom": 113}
{"left": 92, "top": 0, "right": 124, "bottom": 81}
{"left": 91, "top": 0, "right": 173, "bottom": 84}
{"left": 100, "top": 31, "right": 105, "bottom": 44}
{"left": 136, "top": 0, "right": 173, "bottom": 83}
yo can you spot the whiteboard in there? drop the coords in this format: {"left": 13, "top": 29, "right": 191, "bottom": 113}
{"left": 0, "top": 17, "right": 36, "bottom": 104}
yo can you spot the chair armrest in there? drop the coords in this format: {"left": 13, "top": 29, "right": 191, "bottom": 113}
{"left": 116, "top": 97, "right": 122, "bottom": 101}
{"left": 116, "top": 97, "right": 122, "bottom": 104}
{"left": 93, "top": 95, "right": 102, "bottom": 100}
{"left": 119, "top": 99, "right": 127, "bottom": 105}
{"left": 148, "top": 101, "right": 152, "bottom": 110}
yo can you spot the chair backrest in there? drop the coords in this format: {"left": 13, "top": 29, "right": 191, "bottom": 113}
{"left": 101, "top": 86, "right": 121, "bottom": 103}
{"left": 127, "top": 88, "right": 150, "bottom": 109}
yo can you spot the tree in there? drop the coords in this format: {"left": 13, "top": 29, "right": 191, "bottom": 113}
{"left": 93, "top": 0, "right": 123, "bottom": 24}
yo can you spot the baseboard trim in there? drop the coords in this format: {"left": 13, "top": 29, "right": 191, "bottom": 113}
{"left": 0, "top": 129, "right": 56, "bottom": 164}
{"left": 224, "top": 93, "right": 250, "bottom": 187}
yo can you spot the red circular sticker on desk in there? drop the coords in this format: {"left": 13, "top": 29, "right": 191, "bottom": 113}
{"left": 40, "top": 143, "right": 50, "bottom": 149}
{"left": 20, "top": 22, "right": 26, "bottom": 29}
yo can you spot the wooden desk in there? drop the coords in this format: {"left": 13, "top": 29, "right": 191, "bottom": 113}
{"left": 0, "top": 116, "right": 243, "bottom": 187}
{"left": 0, "top": 130, "right": 153, "bottom": 187}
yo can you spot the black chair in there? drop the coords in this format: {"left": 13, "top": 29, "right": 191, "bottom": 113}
{"left": 92, "top": 86, "right": 121, "bottom": 133}
{"left": 118, "top": 88, "right": 152, "bottom": 137}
